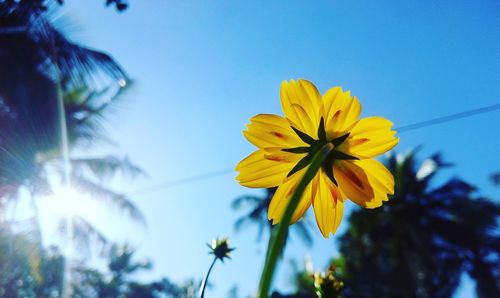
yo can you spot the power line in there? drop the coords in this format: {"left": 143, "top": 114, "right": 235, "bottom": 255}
{"left": 126, "top": 168, "right": 234, "bottom": 195}
{"left": 396, "top": 103, "right": 500, "bottom": 133}
{"left": 126, "top": 102, "right": 500, "bottom": 195}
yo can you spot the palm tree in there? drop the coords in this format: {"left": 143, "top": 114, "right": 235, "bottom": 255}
{"left": 491, "top": 171, "right": 500, "bottom": 186}
{"left": 337, "top": 151, "right": 500, "bottom": 298}
{"left": 0, "top": 4, "right": 146, "bottom": 297}
{"left": 0, "top": 0, "right": 145, "bottom": 251}
{"left": 232, "top": 188, "right": 313, "bottom": 248}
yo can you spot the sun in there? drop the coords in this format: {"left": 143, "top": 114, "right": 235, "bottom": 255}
{"left": 37, "top": 183, "right": 100, "bottom": 245}
{"left": 44, "top": 185, "right": 95, "bottom": 219}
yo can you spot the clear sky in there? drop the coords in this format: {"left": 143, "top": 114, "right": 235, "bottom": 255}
{"left": 53, "top": 0, "right": 500, "bottom": 297}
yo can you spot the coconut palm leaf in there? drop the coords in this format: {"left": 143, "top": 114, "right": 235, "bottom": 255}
{"left": 57, "top": 215, "right": 108, "bottom": 256}
{"left": 491, "top": 172, "right": 500, "bottom": 186}
{"left": 232, "top": 194, "right": 270, "bottom": 242}
{"left": 232, "top": 188, "right": 313, "bottom": 247}
{"left": 71, "top": 156, "right": 146, "bottom": 183}
{"left": 70, "top": 174, "right": 146, "bottom": 225}
{"left": 0, "top": 1, "right": 128, "bottom": 89}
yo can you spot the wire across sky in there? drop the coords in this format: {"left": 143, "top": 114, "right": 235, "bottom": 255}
{"left": 126, "top": 102, "right": 500, "bottom": 195}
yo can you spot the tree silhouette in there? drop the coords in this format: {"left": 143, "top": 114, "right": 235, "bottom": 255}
{"left": 0, "top": 0, "right": 144, "bottom": 253}
{"left": 232, "top": 187, "right": 313, "bottom": 248}
{"left": 338, "top": 151, "right": 500, "bottom": 298}
{"left": 0, "top": 224, "right": 198, "bottom": 298}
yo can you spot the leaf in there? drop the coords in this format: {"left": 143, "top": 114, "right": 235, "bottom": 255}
{"left": 71, "top": 155, "right": 146, "bottom": 182}
{"left": 293, "top": 221, "right": 313, "bottom": 247}
{"left": 58, "top": 215, "right": 108, "bottom": 256}
{"left": 70, "top": 174, "right": 146, "bottom": 225}
{"left": 231, "top": 195, "right": 262, "bottom": 210}
{"left": 36, "top": 17, "right": 128, "bottom": 90}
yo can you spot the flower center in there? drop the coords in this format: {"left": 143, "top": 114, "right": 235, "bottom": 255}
{"left": 282, "top": 117, "right": 358, "bottom": 185}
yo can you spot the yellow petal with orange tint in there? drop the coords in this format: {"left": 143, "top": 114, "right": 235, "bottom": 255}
{"left": 334, "top": 159, "right": 394, "bottom": 209}
{"left": 263, "top": 147, "right": 306, "bottom": 164}
{"left": 243, "top": 114, "right": 305, "bottom": 149}
{"left": 280, "top": 79, "right": 322, "bottom": 138}
{"left": 268, "top": 168, "right": 318, "bottom": 225}
{"left": 343, "top": 116, "right": 399, "bottom": 158}
{"left": 236, "top": 150, "right": 295, "bottom": 188}
{"left": 313, "top": 170, "right": 344, "bottom": 237}
{"left": 322, "top": 87, "right": 361, "bottom": 139}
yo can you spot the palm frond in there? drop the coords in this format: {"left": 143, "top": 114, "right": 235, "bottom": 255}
{"left": 64, "top": 80, "right": 135, "bottom": 148}
{"left": 231, "top": 187, "right": 313, "bottom": 246}
{"left": 71, "top": 155, "right": 145, "bottom": 182}
{"left": 231, "top": 195, "right": 263, "bottom": 210}
{"left": 34, "top": 16, "right": 128, "bottom": 90}
{"left": 0, "top": 2, "right": 128, "bottom": 90}
{"left": 57, "top": 215, "right": 108, "bottom": 256}
{"left": 292, "top": 221, "right": 313, "bottom": 247}
{"left": 233, "top": 216, "right": 251, "bottom": 233}
{"left": 70, "top": 174, "right": 146, "bottom": 225}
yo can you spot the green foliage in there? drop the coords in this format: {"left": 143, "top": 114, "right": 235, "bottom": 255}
{"left": 269, "top": 258, "right": 344, "bottom": 298}
{"left": 338, "top": 151, "right": 500, "bottom": 298}
{"left": 0, "top": 224, "right": 62, "bottom": 298}
{"left": 0, "top": 0, "right": 128, "bottom": 14}
{"left": 290, "top": 260, "right": 316, "bottom": 296}
{"left": 0, "top": 225, "right": 198, "bottom": 298}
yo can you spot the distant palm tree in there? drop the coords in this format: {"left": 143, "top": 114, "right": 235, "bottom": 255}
{"left": 232, "top": 188, "right": 313, "bottom": 248}
{"left": 338, "top": 151, "right": 500, "bottom": 298}
{"left": 491, "top": 171, "right": 500, "bottom": 186}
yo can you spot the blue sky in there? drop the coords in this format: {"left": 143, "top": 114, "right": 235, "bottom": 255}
{"left": 52, "top": 0, "right": 500, "bottom": 296}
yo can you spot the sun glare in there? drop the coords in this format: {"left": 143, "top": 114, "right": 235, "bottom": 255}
{"left": 40, "top": 185, "right": 97, "bottom": 222}
{"left": 47, "top": 186, "right": 91, "bottom": 216}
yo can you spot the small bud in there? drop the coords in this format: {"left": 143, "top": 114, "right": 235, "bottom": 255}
{"left": 208, "top": 237, "right": 235, "bottom": 262}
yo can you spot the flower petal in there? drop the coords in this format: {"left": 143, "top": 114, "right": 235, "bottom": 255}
{"left": 343, "top": 116, "right": 399, "bottom": 158}
{"left": 313, "top": 170, "right": 344, "bottom": 238}
{"left": 263, "top": 147, "right": 306, "bottom": 163}
{"left": 280, "top": 79, "right": 322, "bottom": 138}
{"left": 236, "top": 150, "right": 297, "bottom": 188}
{"left": 243, "top": 114, "right": 305, "bottom": 149}
{"left": 268, "top": 168, "right": 318, "bottom": 225}
{"left": 322, "top": 87, "right": 361, "bottom": 139}
{"left": 334, "top": 159, "right": 394, "bottom": 209}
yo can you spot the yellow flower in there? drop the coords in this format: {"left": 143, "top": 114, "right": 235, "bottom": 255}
{"left": 236, "top": 79, "right": 399, "bottom": 237}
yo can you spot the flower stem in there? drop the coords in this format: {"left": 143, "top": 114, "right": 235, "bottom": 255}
{"left": 200, "top": 256, "right": 217, "bottom": 298}
{"left": 258, "top": 144, "right": 333, "bottom": 297}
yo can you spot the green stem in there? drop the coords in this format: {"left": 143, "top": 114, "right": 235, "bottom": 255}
{"left": 200, "top": 256, "right": 217, "bottom": 298}
{"left": 258, "top": 144, "right": 333, "bottom": 297}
